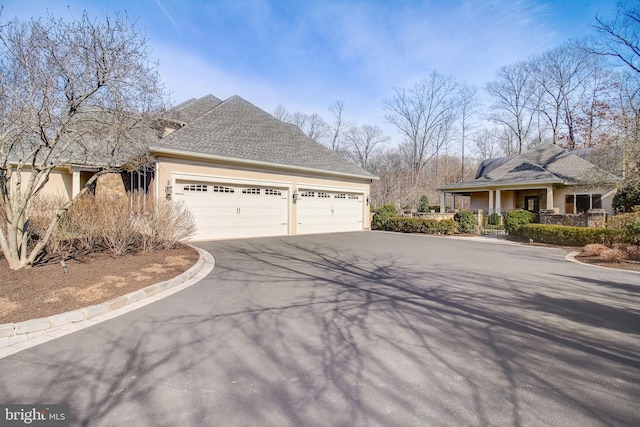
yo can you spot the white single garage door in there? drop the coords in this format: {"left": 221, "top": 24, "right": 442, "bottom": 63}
{"left": 297, "top": 190, "right": 363, "bottom": 235}
{"left": 174, "top": 180, "right": 289, "bottom": 240}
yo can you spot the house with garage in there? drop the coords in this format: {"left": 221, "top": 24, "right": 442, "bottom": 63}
{"left": 25, "top": 94, "right": 377, "bottom": 240}
{"left": 435, "top": 143, "right": 621, "bottom": 216}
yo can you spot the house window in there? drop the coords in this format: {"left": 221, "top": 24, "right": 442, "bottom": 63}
{"left": 264, "top": 188, "right": 282, "bottom": 196}
{"left": 317, "top": 192, "right": 330, "bottom": 198}
{"left": 184, "top": 184, "right": 208, "bottom": 192}
{"left": 348, "top": 194, "right": 359, "bottom": 200}
{"left": 301, "top": 191, "right": 315, "bottom": 197}
{"left": 334, "top": 193, "right": 346, "bottom": 199}
{"left": 242, "top": 188, "right": 261, "bottom": 195}
{"left": 565, "top": 194, "right": 601, "bottom": 213}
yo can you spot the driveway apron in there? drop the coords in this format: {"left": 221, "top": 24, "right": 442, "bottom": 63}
{"left": 0, "top": 232, "right": 638, "bottom": 426}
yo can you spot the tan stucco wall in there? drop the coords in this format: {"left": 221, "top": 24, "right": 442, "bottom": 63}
{"left": 15, "top": 169, "right": 73, "bottom": 201}
{"left": 469, "top": 190, "right": 515, "bottom": 211}
{"left": 554, "top": 185, "right": 617, "bottom": 214}
{"left": 156, "top": 156, "right": 373, "bottom": 235}
{"left": 501, "top": 191, "right": 516, "bottom": 211}
{"left": 469, "top": 192, "right": 488, "bottom": 210}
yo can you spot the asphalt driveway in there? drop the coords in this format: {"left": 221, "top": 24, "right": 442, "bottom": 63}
{"left": 0, "top": 232, "right": 638, "bottom": 426}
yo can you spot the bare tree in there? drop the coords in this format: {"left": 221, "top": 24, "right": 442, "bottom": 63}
{"left": 472, "top": 128, "right": 504, "bottom": 159}
{"left": 591, "top": 1, "right": 640, "bottom": 74}
{"left": 383, "top": 70, "right": 460, "bottom": 184}
{"left": 345, "top": 124, "right": 388, "bottom": 170}
{"left": 273, "top": 104, "right": 291, "bottom": 122}
{"left": 486, "top": 61, "right": 539, "bottom": 154}
{"left": 532, "top": 44, "right": 600, "bottom": 148}
{"left": 457, "top": 84, "right": 479, "bottom": 180}
{"left": 327, "top": 100, "right": 349, "bottom": 152}
{"left": 612, "top": 71, "right": 640, "bottom": 177}
{"left": 0, "top": 12, "right": 165, "bottom": 270}
{"left": 279, "top": 110, "right": 329, "bottom": 144}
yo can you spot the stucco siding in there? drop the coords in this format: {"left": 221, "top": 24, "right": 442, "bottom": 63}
{"left": 554, "top": 185, "right": 617, "bottom": 214}
{"left": 156, "top": 156, "right": 373, "bottom": 235}
{"left": 469, "top": 192, "right": 488, "bottom": 210}
{"left": 15, "top": 169, "right": 73, "bottom": 201}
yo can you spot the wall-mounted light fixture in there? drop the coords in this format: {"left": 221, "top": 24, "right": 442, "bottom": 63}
{"left": 366, "top": 196, "right": 370, "bottom": 205}
{"left": 165, "top": 180, "right": 173, "bottom": 200}
{"left": 292, "top": 191, "right": 299, "bottom": 202}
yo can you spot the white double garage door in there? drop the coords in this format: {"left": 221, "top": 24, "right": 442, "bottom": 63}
{"left": 173, "top": 177, "right": 364, "bottom": 241}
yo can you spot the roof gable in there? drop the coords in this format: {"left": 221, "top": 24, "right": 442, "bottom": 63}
{"left": 477, "top": 143, "right": 620, "bottom": 185}
{"left": 486, "top": 158, "right": 563, "bottom": 183}
{"left": 437, "top": 143, "right": 621, "bottom": 191}
{"left": 154, "top": 95, "right": 376, "bottom": 179}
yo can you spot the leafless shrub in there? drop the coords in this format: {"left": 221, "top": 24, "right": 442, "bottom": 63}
{"left": 64, "top": 196, "right": 103, "bottom": 253}
{"left": 29, "top": 195, "right": 74, "bottom": 258}
{"left": 624, "top": 244, "right": 640, "bottom": 261}
{"left": 582, "top": 243, "right": 607, "bottom": 257}
{"left": 131, "top": 197, "right": 196, "bottom": 251}
{"left": 600, "top": 248, "right": 628, "bottom": 263}
{"left": 19, "top": 193, "right": 195, "bottom": 260}
{"left": 93, "top": 196, "right": 139, "bottom": 256}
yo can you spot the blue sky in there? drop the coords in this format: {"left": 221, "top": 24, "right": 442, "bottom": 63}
{"left": 2, "top": 0, "right": 619, "bottom": 141}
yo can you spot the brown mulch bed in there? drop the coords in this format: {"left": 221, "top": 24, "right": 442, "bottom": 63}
{"left": 574, "top": 255, "right": 640, "bottom": 272}
{"left": 0, "top": 246, "right": 199, "bottom": 324}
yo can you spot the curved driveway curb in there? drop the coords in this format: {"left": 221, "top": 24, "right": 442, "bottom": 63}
{"left": 566, "top": 250, "right": 640, "bottom": 274}
{"left": 0, "top": 247, "right": 215, "bottom": 359}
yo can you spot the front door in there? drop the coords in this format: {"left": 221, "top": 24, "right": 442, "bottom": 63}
{"left": 524, "top": 196, "right": 540, "bottom": 213}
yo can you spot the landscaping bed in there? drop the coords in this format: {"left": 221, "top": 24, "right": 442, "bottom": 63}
{"left": 0, "top": 245, "right": 199, "bottom": 324}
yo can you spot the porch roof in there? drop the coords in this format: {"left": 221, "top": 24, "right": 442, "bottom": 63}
{"left": 435, "top": 177, "right": 563, "bottom": 193}
{"left": 436, "top": 143, "right": 621, "bottom": 193}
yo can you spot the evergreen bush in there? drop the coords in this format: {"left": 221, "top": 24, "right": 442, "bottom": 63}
{"left": 521, "top": 224, "right": 624, "bottom": 246}
{"left": 372, "top": 204, "right": 397, "bottom": 230}
{"left": 613, "top": 176, "right": 640, "bottom": 212}
{"left": 454, "top": 210, "right": 476, "bottom": 234}
{"left": 504, "top": 210, "right": 536, "bottom": 236}
{"left": 418, "top": 195, "right": 430, "bottom": 213}
{"left": 624, "top": 219, "right": 640, "bottom": 244}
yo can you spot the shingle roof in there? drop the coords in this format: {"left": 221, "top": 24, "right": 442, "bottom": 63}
{"left": 153, "top": 95, "right": 376, "bottom": 179}
{"left": 165, "top": 94, "right": 223, "bottom": 124}
{"left": 437, "top": 143, "right": 621, "bottom": 191}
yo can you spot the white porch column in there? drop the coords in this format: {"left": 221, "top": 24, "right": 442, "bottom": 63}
{"left": 488, "top": 190, "right": 494, "bottom": 214}
{"left": 546, "top": 186, "right": 554, "bottom": 211}
{"left": 439, "top": 192, "right": 446, "bottom": 213}
{"left": 495, "top": 189, "right": 501, "bottom": 214}
{"left": 72, "top": 170, "right": 81, "bottom": 198}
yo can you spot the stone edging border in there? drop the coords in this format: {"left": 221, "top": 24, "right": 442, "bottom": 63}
{"left": 0, "top": 246, "right": 208, "bottom": 347}
{"left": 565, "top": 250, "right": 640, "bottom": 274}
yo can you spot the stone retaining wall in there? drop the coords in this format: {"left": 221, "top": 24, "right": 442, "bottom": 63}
{"left": 539, "top": 209, "right": 607, "bottom": 228}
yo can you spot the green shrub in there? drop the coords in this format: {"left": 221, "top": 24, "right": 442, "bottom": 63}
{"left": 437, "top": 219, "right": 458, "bottom": 235}
{"left": 607, "top": 211, "right": 640, "bottom": 229}
{"left": 487, "top": 212, "right": 501, "bottom": 226}
{"left": 521, "top": 224, "right": 624, "bottom": 246}
{"left": 381, "top": 217, "right": 457, "bottom": 235}
{"left": 418, "top": 195, "right": 429, "bottom": 213}
{"left": 613, "top": 176, "right": 640, "bottom": 213}
{"left": 372, "top": 204, "right": 397, "bottom": 230}
{"left": 454, "top": 210, "right": 476, "bottom": 234}
{"left": 624, "top": 219, "right": 640, "bottom": 244}
{"left": 504, "top": 210, "right": 536, "bottom": 236}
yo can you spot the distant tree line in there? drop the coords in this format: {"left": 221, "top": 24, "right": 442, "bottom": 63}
{"left": 275, "top": 1, "right": 640, "bottom": 210}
